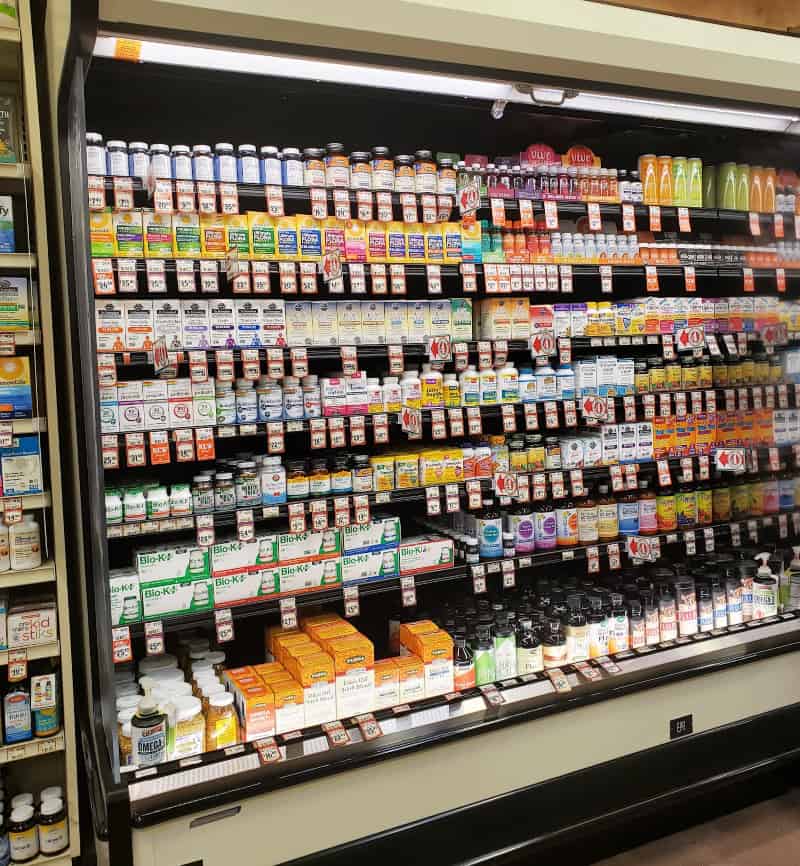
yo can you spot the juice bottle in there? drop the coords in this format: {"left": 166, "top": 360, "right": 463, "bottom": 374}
{"left": 657, "top": 486, "right": 677, "bottom": 532}
{"left": 639, "top": 154, "right": 658, "bottom": 205}
{"left": 736, "top": 164, "right": 750, "bottom": 212}
{"left": 763, "top": 167, "right": 777, "bottom": 213}
{"left": 718, "top": 163, "right": 738, "bottom": 210}
{"left": 555, "top": 497, "right": 578, "bottom": 547}
{"left": 688, "top": 158, "right": 703, "bottom": 207}
{"left": 672, "top": 157, "right": 688, "bottom": 207}
{"left": 657, "top": 155, "right": 673, "bottom": 206}
{"left": 703, "top": 165, "right": 717, "bottom": 208}
{"left": 749, "top": 166, "right": 764, "bottom": 213}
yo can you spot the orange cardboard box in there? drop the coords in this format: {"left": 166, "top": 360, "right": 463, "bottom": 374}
{"left": 264, "top": 625, "right": 302, "bottom": 660}
{"left": 310, "top": 622, "right": 357, "bottom": 654}
{"left": 398, "top": 620, "right": 440, "bottom": 655}
{"left": 415, "top": 631, "right": 454, "bottom": 697}
{"left": 253, "top": 662, "right": 285, "bottom": 679}
{"left": 373, "top": 658, "right": 400, "bottom": 710}
{"left": 271, "top": 677, "right": 305, "bottom": 734}
{"left": 286, "top": 652, "right": 337, "bottom": 726}
{"left": 300, "top": 612, "right": 343, "bottom": 633}
{"left": 260, "top": 670, "right": 294, "bottom": 686}
{"left": 239, "top": 683, "right": 276, "bottom": 742}
{"left": 273, "top": 633, "right": 313, "bottom": 665}
{"left": 328, "top": 634, "right": 375, "bottom": 717}
{"left": 653, "top": 415, "right": 675, "bottom": 459}
{"left": 395, "top": 655, "right": 425, "bottom": 703}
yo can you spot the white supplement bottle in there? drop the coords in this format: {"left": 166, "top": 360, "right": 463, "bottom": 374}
{"left": 10, "top": 516, "right": 41, "bottom": 571}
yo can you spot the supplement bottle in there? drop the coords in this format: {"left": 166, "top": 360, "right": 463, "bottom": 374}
{"left": 507, "top": 504, "right": 535, "bottom": 554}
{"left": 472, "top": 625, "right": 496, "bottom": 686}
{"left": 149, "top": 143, "right": 171, "bottom": 179}
{"left": 565, "top": 596, "right": 589, "bottom": 662}
{"left": 238, "top": 144, "right": 260, "bottom": 184}
{"left": 170, "top": 144, "right": 192, "bottom": 181}
{"left": 516, "top": 618, "right": 543, "bottom": 673}
{"left": 697, "top": 584, "right": 714, "bottom": 632}
{"left": 676, "top": 581, "right": 698, "bottom": 637}
{"left": 459, "top": 365, "right": 480, "bottom": 406}
{"left": 597, "top": 484, "right": 619, "bottom": 541}
{"left": 85, "top": 132, "right": 106, "bottom": 175}
{"left": 676, "top": 484, "right": 697, "bottom": 529}
{"left": 477, "top": 499, "right": 503, "bottom": 559}
{"left": 493, "top": 614, "right": 517, "bottom": 678}
{"left": 534, "top": 357, "right": 557, "bottom": 400}
{"left": 637, "top": 479, "right": 658, "bottom": 535}
{"left": 107, "top": 140, "right": 129, "bottom": 177}
{"left": 9, "top": 517, "right": 41, "bottom": 570}
{"left": 453, "top": 634, "right": 476, "bottom": 690}
{"left": 8, "top": 806, "right": 37, "bottom": 864}
{"left": 555, "top": 497, "right": 578, "bottom": 547}
{"left": 400, "top": 369, "right": 421, "bottom": 409}
{"left": 608, "top": 593, "right": 630, "bottom": 653}
{"left": 543, "top": 620, "right": 568, "bottom": 669}
{"left": 214, "top": 143, "right": 237, "bottom": 183}
{"left": 533, "top": 501, "right": 557, "bottom": 551}
{"left": 617, "top": 489, "right": 640, "bottom": 537}
{"left": 131, "top": 697, "right": 167, "bottom": 767}
{"left": 420, "top": 364, "right": 444, "bottom": 408}
{"left": 658, "top": 585, "right": 678, "bottom": 641}
{"left": 192, "top": 144, "right": 214, "bottom": 181}
{"left": 479, "top": 365, "right": 498, "bottom": 405}
{"left": 129, "top": 141, "right": 150, "bottom": 181}
{"left": 577, "top": 487, "right": 599, "bottom": 545}
{"left": 37, "top": 798, "right": 68, "bottom": 857}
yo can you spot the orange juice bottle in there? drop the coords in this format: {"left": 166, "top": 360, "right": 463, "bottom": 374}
{"left": 763, "top": 167, "right": 777, "bottom": 213}
{"left": 657, "top": 156, "right": 673, "bottom": 206}
{"left": 749, "top": 167, "right": 764, "bottom": 213}
{"left": 639, "top": 154, "right": 658, "bottom": 205}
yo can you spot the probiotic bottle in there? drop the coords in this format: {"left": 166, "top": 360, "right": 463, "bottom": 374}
{"left": 479, "top": 366, "right": 498, "bottom": 405}
{"left": 498, "top": 363, "right": 519, "bottom": 403}
{"left": 460, "top": 365, "right": 480, "bottom": 406}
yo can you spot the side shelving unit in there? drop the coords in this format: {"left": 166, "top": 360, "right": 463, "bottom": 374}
{"left": 0, "top": 0, "right": 80, "bottom": 859}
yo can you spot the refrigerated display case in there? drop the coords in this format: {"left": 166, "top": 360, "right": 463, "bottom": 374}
{"left": 39, "top": 2, "right": 800, "bottom": 864}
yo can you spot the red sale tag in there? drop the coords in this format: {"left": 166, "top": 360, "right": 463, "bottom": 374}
{"left": 684, "top": 266, "right": 696, "bottom": 293}
{"left": 776, "top": 268, "right": 786, "bottom": 293}
{"left": 743, "top": 268, "right": 754, "bottom": 292}
{"left": 622, "top": 203, "right": 635, "bottom": 233}
{"left": 149, "top": 431, "right": 170, "bottom": 465}
{"left": 774, "top": 212, "right": 784, "bottom": 238}
{"left": 518, "top": 198, "right": 534, "bottom": 228}
{"left": 491, "top": 198, "right": 506, "bottom": 226}
{"left": 112, "top": 626, "right": 133, "bottom": 664}
{"left": 265, "top": 185, "right": 284, "bottom": 217}
{"left": 599, "top": 264, "right": 613, "bottom": 294}
{"left": 544, "top": 199, "right": 559, "bottom": 230}
{"left": 645, "top": 266, "right": 659, "bottom": 293}
{"left": 333, "top": 188, "right": 350, "bottom": 221}
{"left": 677, "top": 207, "right": 691, "bottom": 233}
{"left": 749, "top": 212, "right": 761, "bottom": 236}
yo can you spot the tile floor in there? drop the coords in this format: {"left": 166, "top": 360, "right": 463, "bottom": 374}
{"left": 594, "top": 788, "right": 800, "bottom": 865}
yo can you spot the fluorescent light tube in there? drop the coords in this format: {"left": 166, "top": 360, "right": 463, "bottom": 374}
{"left": 93, "top": 35, "right": 800, "bottom": 134}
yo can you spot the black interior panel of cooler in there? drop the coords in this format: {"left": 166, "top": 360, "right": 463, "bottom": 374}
{"left": 84, "top": 58, "right": 800, "bottom": 170}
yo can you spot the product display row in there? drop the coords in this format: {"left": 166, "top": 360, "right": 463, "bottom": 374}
{"left": 115, "top": 537, "right": 796, "bottom": 772}
{"left": 95, "top": 297, "right": 794, "bottom": 354}
{"left": 0, "top": 774, "right": 70, "bottom": 862}
{"left": 85, "top": 135, "right": 800, "bottom": 217}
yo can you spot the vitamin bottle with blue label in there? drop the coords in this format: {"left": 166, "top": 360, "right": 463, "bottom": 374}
{"left": 477, "top": 499, "right": 503, "bottom": 559}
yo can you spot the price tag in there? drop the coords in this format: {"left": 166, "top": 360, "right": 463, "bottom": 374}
{"left": 199, "top": 260, "right": 219, "bottom": 293}
{"left": 659, "top": 393, "right": 672, "bottom": 417}
{"left": 490, "top": 198, "right": 506, "bottom": 226}
{"left": 532, "top": 473, "right": 547, "bottom": 501}
{"left": 747, "top": 519, "right": 759, "bottom": 543}
{"left": 148, "top": 430, "right": 170, "bottom": 465}
{"left": 494, "top": 472, "right": 517, "bottom": 498}
{"left": 341, "top": 346, "right": 359, "bottom": 376}
{"left": 599, "top": 264, "right": 613, "bottom": 294}
{"left": 322, "top": 720, "right": 351, "bottom": 748}
{"left": 749, "top": 212, "right": 761, "bottom": 236}
{"left": 196, "top": 513, "right": 215, "bottom": 547}
{"left": 427, "top": 334, "right": 452, "bottom": 363}
{"left": 779, "top": 383, "right": 789, "bottom": 408}
{"left": 472, "top": 564, "right": 487, "bottom": 595}
{"left": 677, "top": 207, "right": 691, "bottom": 233}
{"left": 680, "top": 456, "right": 694, "bottom": 483}
{"left": 174, "top": 179, "right": 195, "bottom": 213}
{"left": 7, "top": 649, "right": 26, "bottom": 682}
{"left": 420, "top": 193, "right": 436, "bottom": 224}
{"left": 649, "top": 205, "right": 661, "bottom": 232}
{"left": 334, "top": 496, "right": 351, "bottom": 528}
{"left": 516, "top": 474, "right": 530, "bottom": 503}
{"left": 146, "top": 259, "right": 167, "bottom": 293}
{"left": 390, "top": 264, "right": 407, "bottom": 295}
{"left": 370, "top": 263, "right": 388, "bottom": 295}
{"left": 524, "top": 403, "right": 539, "bottom": 431}
{"left": 309, "top": 186, "right": 328, "bottom": 220}
{"left": 288, "top": 502, "right": 306, "bottom": 534}
{"left": 550, "top": 471, "right": 566, "bottom": 499}
{"left": 466, "top": 479, "right": 483, "bottom": 509}
{"left": 520, "top": 264, "right": 533, "bottom": 293}
{"left": 498, "top": 559, "right": 515, "bottom": 588}
{"left": 518, "top": 198, "right": 534, "bottom": 228}
{"left": 309, "top": 499, "right": 328, "bottom": 531}
{"left": 697, "top": 455, "right": 710, "bottom": 481}
{"left": 297, "top": 261, "right": 317, "bottom": 295}
{"left": 353, "top": 494, "right": 370, "bottom": 525}
{"left": 332, "top": 188, "right": 350, "bottom": 221}
{"left": 466, "top": 406, "right": 483, "bottom": 436}
{"left": 477, "top": 341, "right": 493, "bottom": 370}
{"left": 217, "top": 182, "right": 239, "bottom": 215}
{"left": 92, "top": 258, "right": 116, "bottom": 295}
{"left": 587, "top": 201, "right": 602, "bottom": 231}
{"left": 101, "top": 434, "right": 119, "bottom": 470}
{"left": 112, "top": 626, "right": 133, "bottom": 664}
{"left": 385, "top": 344, "right": 403, "bottom": 377}
{"left": 192, "top": 180, "right": 214, "bottom": 214}
{"left": 480, "top": 683, "right": 506, "bottom": 705}
{"left": 675, "top": 392, "right": 687, "bottom": 418}
{"left": 371, "top": 191, "right": 393, "bottom": 223}
{"left": 657, "top": 458, "right": 672, "bottom": 486}
{"left": 329, "top": 417, "right": 347, "bottom": 449}
{"left": 768, "top": 446, "right": 780, "bottom": 472}
{"left": 587, "top": 545, "right": 600, "bottom": 574}
{"left": 622, "top": 203, "right": 635, "bottom": 233}
{"left": 543, "top": 199, "right": 559, "bottom": 230}
{"left": 737, "top": 387, "right": 750, "bottom": 412}
{"left": 171, "top": 259, "right": 195, "bottom": 294}
{"left": 493, "top": 339, "right": 509, "bottom": 368}
{"left": 401, "top": 193, "right": 417, "bottom": 223}
{"left": 116, "top": 258, "right": 138, "bottom": 293}
{"left": 426, "top": 486, "right": 441, "bottom": 516}
{"left": 445, "top": 483, "right": 460, "bottom": 513}
{"left": 609, "top": 464, "right": 624, "bottom": 492}
{"left": 174, "top": 428, "right": 195, "bottom": 462}
{"left": 684, "top": 266, "right": 696, "bottom": 293}
{"left": 642, "top": 394, "right": 656, "bottom": 420}
{"left": 124, "top": 433, "right": 146, "bottom": 469}
{"left": 346, "top": 262, "right": 365, "bottom": 295}
{"left": 764, "top": 385, "right": 775, "bottom": 410}
{"left": 533, "top": 264, "right": 547, "bottom": 293}
{"left": 279, "top": 596, "right": 298, "bottom": 631}
{"left": 501, "top": 404, "right": 517, "bottom": 433}
{"left": 607, "top": 542, "right": 621, "bottom": 570}
{"left": 356, "top": 189, "right": 373, "bottom": 222}
{"left": 265, "top": 185, "right": 284, "bottom": 217}
{"left": 779, "top": 513, "right": 789, "bottom": 539}
{"left": 624, "top": 463, "right": 638, "bottom": 491}
{"left": 144, "top": 621, "right": 165, "bottom": 657}
{"left": 622, "top": 395, "right": 636, "bottom": 423}
{"left": 279, "top": 262, "right": 298, "bottom": 294}
{"left": 554, "top": 264, "right": 572, "bottom": 295}
{"left": 645, "top": 266, "right": 659, "bottom": 293}
{"left": 459, "top": 262, "right": 477, "bottom": 294}
{"left": 774, "top": 212, "right": 785, "bottom": 239}
{"left": 570, "top": 468, "right": 585, "bottom": 497}
{"left": 730, "top": 522, "right": 741, "bottom": 547}
{"left": 88, "top": 175, "right": 106, "bottom": 211}
{"left": 743, "top": 268, "right": 754, "bottom": 292}
{"left": 154, "top": 178, "right": 173, "bottom": 213}
{"left": 214, "top": 607, "right": 235, "bottom": 642}
{"left": 349, "top": 415, "right": 366, "bottom": 448}
{"left": 544, "top": 401, "right": 559, "bottom": 429}
{"left": 448, "top": 408, "right": 465, "bottom": 438}
{"left": 401, "top": 574, "right": 417, "bottom": 607}
{"left": 427, "top": 408, "right": 445, "bottom": 441}
{"left": 557, "top": 337, "right": 572, "bottom": 367}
